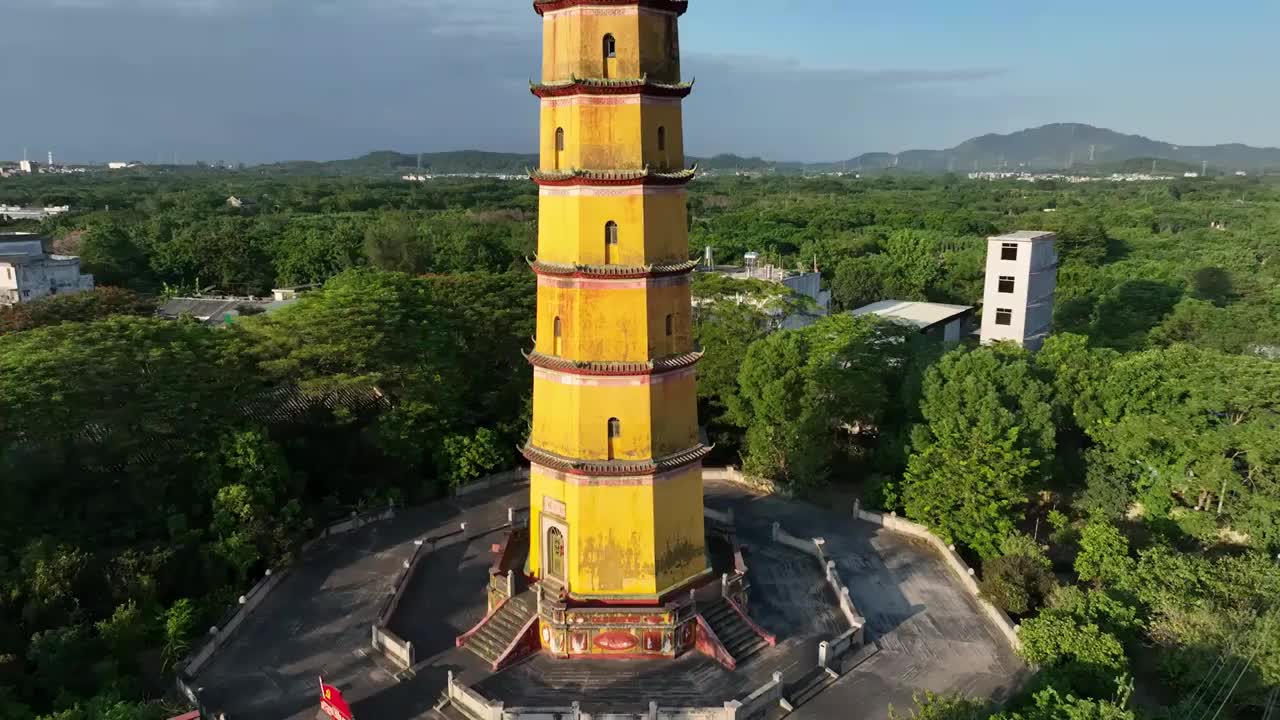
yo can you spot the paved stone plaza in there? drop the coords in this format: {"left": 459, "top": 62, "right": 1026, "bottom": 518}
{"left": 194, "top": 478, "right": 1025, "bottom": 719}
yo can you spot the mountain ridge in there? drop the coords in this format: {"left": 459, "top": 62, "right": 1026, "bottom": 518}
{"left": 252, "top": 123, "right": 1280, "bottom": 175}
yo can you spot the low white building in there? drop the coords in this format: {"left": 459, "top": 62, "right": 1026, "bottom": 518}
{"left": 0, "top": 205, "right": 71, "bottom": 221}
{"left": 0, "top": 234, "right": 95, "bottom": 306}
{"left": 852, "top": 300, "right": 974, "bottom": 342}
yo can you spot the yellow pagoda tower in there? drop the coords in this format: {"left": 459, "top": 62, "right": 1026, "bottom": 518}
{"left": 523, "top": 0, "right": 710, "bottom": 658}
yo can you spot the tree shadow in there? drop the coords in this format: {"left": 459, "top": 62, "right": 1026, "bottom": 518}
{"left": 1088, "top": 280, "right": 1183, "bottom": 351}
{"left": 1105, "top": 236, "right": 1132, "bottom": 262}
{"left": 1191, "top": 266, "right": 1234, "bottom": 306}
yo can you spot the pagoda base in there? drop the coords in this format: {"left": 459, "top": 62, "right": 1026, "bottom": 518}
{"left": 481, "top": 513, "right": 749, "bottom": 661}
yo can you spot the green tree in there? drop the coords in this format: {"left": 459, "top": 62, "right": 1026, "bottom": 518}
{"left": 732, "top": 314, "right": 914, "bottom": 491}
{"left": 1055, "top": 217, "right": 1109, "bottom": 267}
{"left": 890, "top": 692, "right": 989, "bottom": 720}
{"left": 0, "top": 288, "right": 156, "bottom": 336}
{"left": 980, "top": 534, "right": 1057, "bottom": 615}
{"left": 902, "top": 344, "right": 1056, "bottom": 557}
{"left": 831, "top": 255, "right": 885, "bottom": 311}
{"left": 364, "top": 212, "right": 429, "bottom": 274}
{"left": 439, "top": 428, "right": 507, "bottom": 489}
{"left": 996, "top": 685, "right": 1135, "bottom": 720}
{"left": 78, "top": 223, "right": 152, "bottom": 290}
{"left": 160, "top": 599, "right": 195, "bottom": 672}
{"left": 1073, "top": 521, "right": 1132, "bottom": 587}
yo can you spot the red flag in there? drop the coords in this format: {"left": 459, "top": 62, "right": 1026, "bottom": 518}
{"left": 319, "top": 678, "right": 354, "bottom": 720}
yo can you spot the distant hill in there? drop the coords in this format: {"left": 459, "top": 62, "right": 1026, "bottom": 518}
{"left": 255, "top": 124, "right": 1280, "bottom": 176}
{"left": 257, "top": 150, "right": 539, "bottom": 176}
{"left": 842, "top": 123, "right": 1280, "bottom": 173}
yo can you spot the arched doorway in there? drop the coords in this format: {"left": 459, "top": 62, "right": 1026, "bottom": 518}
{"left": 546, "top": 526, "right": 565, "bottom": 580}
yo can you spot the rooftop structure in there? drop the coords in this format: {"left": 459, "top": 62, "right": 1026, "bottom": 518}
{"left": 0, "top": 204, "right": 71, "bottom": 221}
{"left": 157, "top": 293, "right": 300, "bottom": 326}
{"left": 852, "top": 299, "right": 973, "bottom": 342}
{"left": 0, "top": 233, "right": 94, "bottom": 305}
{"left": 980, "top": 231, "right": 1058, "bottom": 351}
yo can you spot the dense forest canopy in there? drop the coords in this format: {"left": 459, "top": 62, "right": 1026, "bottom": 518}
{"left": 1, "top": 170, "right": 1278, "bottom": 719}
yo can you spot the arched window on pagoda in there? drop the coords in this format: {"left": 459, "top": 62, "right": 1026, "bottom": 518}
{"left": 657, "top": 126, "right": 668, "bottom": 170}
{"left": 604, "top": 221, "right": 619, "bottom": 264}
{"left": 607, "top": 417, "right": 621, "bottom": 461}
{"left": 603, "top": 34, "right": 617, "bottom": 78}
{"left": 553, "top": 316, "right": 563, "bottom": 356}
{"left": 665, "top": 313, "right": 675, "bottom": 353}
{"left": 554, "top": 127, "right": 565, "bottom": 170}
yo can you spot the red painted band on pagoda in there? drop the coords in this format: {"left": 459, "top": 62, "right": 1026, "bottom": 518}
{"left": 536, "top": 273, "right": 688, "bottom": 291}
{"left": 534, "top": 364, "right": 695, "bottom": 387}
{"left": 540, "top": 95, "right": 683, "bottom": 109}
{"left": 537, "top": 185, "right": 688, "bottom": 199}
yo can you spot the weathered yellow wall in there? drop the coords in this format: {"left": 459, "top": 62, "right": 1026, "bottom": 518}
{"left": 542, "top": 12, "right": 680, "bottom": 83}
{"left": 530, "top": 371, "right": 698, "bottom": 460}
{"left": 537, "top": 191, "right": 689, "bottom": 266}
{"left": 535, "top": 280, "right": 692, "bottom": 361}
{"left": 539, "top": 101, "right": 683, "bottom": 170}
{"left": 528, "top": 466, "right": 707, "bottom": 598}
{"left": 651, "top": 466, "right": 708, "bottom": 591}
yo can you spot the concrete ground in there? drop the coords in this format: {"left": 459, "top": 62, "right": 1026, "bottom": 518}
{"left": 194, "top": 483, "right": 525, "bottom": 720}
{"left": 193, "top": 477, "right": 1025, "bottom": 720}
{"left": 705, "top": 481, "right": 1028, "bottom": 719}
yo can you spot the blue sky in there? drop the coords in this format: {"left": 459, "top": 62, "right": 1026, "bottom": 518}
{"left": 3, "top": 0, "right": 1278, "bottom": 164}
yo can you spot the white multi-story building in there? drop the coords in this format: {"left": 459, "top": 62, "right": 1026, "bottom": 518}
{"left": 0, "top": 234, "right": 95, "bottom": 306}
{"left": 979, "top": 231, "right": 1058, "bottom": 351}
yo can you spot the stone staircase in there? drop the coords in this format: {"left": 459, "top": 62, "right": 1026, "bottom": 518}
{"left": 458, "top": 591, "right": 536, "bottom": 667}
{"left": 701, "top": 598, "right": 771, "bottom": 664}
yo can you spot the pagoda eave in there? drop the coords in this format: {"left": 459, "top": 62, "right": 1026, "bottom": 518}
{"left": 531, "top": 167, "right": 696, "bottom": 188}
{"left": 531, "top": 79, "right": 693, "bottom": 99}
{"left": 525, "top": 349, "right": 703, "bottom": 376}
{"left": 522, "top": 442, "right": 711, "bottom": 477}
{"left": 528, "top": 258, "right": 698, "bottom": 280}
{"left": 533, "top": 0, "right": 688, "bottom": 17}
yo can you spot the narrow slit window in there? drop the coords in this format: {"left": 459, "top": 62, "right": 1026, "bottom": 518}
{"left": 604, "top": 34, "right": 617, "bottom": 59}
{"left": 607, "top": 417, "right": 621, "bottom": 460}
{"left": 665, "top": 314, "right": 674, "bottom": 337}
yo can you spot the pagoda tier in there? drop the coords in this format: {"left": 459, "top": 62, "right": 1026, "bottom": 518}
{"left": 531, "top": 167, "right": 696, "bottom": 187}
{"left": 533, "top": 0, "right": 688, "bottom": 17}
{"left": 531, "top": 76, "right": 694, "bottom": 99}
